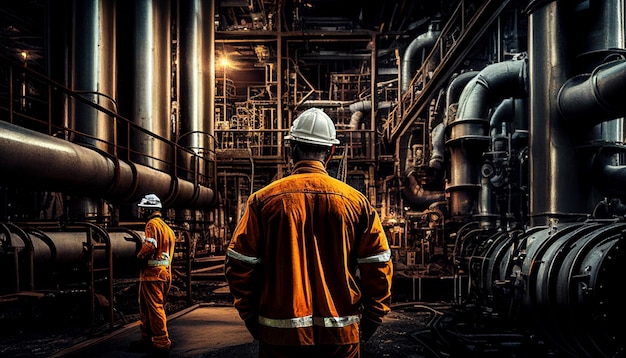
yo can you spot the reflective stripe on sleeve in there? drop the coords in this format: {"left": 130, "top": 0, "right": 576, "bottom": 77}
{"left": 145, "top": 237, "right": 157, "bottom": 247}
{"left": 227, "top": 248, "right": 262, "bottom": 264}
{"left": 357, "top": 249, "right": 391, "bottom": 263}
{"left": 258, "top": 315, "right": 360, "bottom": 328}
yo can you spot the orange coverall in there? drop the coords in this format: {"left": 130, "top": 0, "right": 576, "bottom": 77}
{"left": 225, "top": 160, "right": 393, "bottom": 354}
{"left": 137, "top": 211, "right": 176, "bottom": 350}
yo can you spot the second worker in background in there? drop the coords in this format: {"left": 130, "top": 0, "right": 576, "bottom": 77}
{"left": 129, "top": 193, "right": 176, "bottom": 358}
{"left": 225, "top": 107, "right": 393, "bottom": 358}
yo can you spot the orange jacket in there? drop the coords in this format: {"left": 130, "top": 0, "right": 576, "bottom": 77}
{"left": 138, "top": 211, "right": 176, "bottom": 282}
{"left": 225, "top": 160, "right": 393, "bottom": 346}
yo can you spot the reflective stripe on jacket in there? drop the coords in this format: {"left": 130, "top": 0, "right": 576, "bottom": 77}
{"left": 225, "top": 160, "right": 393, "bottom": 346}
{"left": 138, "top": 211, "right": 176, "bottom": 282}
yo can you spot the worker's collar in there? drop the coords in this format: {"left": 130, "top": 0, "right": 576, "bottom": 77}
{"left": 291, "top": 160, "right": 328, "bottom": 175}
{"left": 147, "top": 210, "right": 162, "bottom": 220}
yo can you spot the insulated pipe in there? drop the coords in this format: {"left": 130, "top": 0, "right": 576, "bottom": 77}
{"left": 573, "top": 0, "right": 625, "bottom": 147}
{"left": 445, "top": 71, "right": 480, "bottom": 127}
{"left": 0, "top": 120, "right": 214, "bottom": 209}
{"left": 349, "top": 100, "right": 393, "bottom": 114}
{"left": 446, "top": 58, "right": 527, "bottom": 219}
{"left": 349, "top": 100, "right": 372, "bottom": 113}
{"left": 349, "top": 111, "right": 363, "bottom": 130}
{"left": 401, "top": 24, "right": 441, "bottom": 93}
{"left": 437, "top": 71, "right": 478, "bottom": 198}
{"left": 490, "top": 97, "right": 515, "bottom": 137}
{"left": 558, "top": 59, "right": 626, "bottom": 125}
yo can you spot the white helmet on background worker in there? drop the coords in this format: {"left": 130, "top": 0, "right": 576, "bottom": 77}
{"left": 285, "top": 108, "right": 340, "bottom": 147}
{"left": 137, "top": 193, "right": 162, "bottom": 209}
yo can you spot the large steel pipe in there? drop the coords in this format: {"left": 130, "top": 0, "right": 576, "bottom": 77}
{"left": 0, "top": 120, "right": 214, "bottom": 209}
{"left": 5, "top": 226, "right": 140, "bottom": 266}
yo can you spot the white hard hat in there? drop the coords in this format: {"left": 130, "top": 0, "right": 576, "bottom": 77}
{"left": 137, "top": 193, "right": 162, "bottom": 209}
{"left": 285, "top": 108, "right": 340, "bottom": 147}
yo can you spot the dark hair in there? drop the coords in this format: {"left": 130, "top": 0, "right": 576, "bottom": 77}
{"left": 291, "top": 141, "right": 331, "bottom": 162}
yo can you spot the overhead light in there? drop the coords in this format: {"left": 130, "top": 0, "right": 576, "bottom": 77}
{"left": 219, "top": 56, "right": 230, "bottom": 68}
{"left": 254, "top": 45, "right": 269, "bottom": 62}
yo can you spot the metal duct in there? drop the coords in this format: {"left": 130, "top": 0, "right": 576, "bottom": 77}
{"left": 445, "top": 58, "right": 527, "bottom": 219}
{"left": 70, "top": 0, "right": 117, "bottom": 153}
{"left": 0, "top": 120, "right": 214, "bottom": 209}
{"left": 401, "top": 24, "right": 441, "bottom": 93}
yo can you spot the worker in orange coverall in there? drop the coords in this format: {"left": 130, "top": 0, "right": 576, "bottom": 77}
{"left": 225, "top": 107, "right": 393, "bottom": 358}
{"left": 129, "top": 193, "right": 176, "bottom": 358}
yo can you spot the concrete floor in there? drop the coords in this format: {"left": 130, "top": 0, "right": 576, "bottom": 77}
{"left": 51, "top": 304, "right": 259, "bottom": 358}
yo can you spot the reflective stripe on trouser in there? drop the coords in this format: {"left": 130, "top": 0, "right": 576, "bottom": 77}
{"left": 139, "top": 280, "right": 171, "bottom": 349}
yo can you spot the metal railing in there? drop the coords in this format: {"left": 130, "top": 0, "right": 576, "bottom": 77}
{"left": 0, "top": 53, "right": 216, "bottom": 190}
{"left": 382, "top": 0, "right": 510, "bottom": 141}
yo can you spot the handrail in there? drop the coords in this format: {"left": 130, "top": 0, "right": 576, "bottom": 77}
{"left": 382, "top": 0, "right": 511, "bottom": 141}
{"left": 0, "top": 53, "right": 216, "bottom": 189}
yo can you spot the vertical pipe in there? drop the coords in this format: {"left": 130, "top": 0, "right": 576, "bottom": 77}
{"left": 178, "top": 0, "right": 212, "bottom": 182}
{"left": 122, "top": 0, "right": 172, "bottom": 171}
{"left": 369, "top": 32, "right": 378, "bottom": 205}
{"left": 208, "top": 0, "right": 216, "bottom": 138}
{"left": 45, "top": 0, "right": 72, "bottom": 132}
{"left": 71, "top": 0, "right": 117, "bottom": 152}
{"left": 527, "top": 0, "right": 585, "bottom": 225}
{"left": 276, "top": 2, "right": 283, "bottom": 159}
